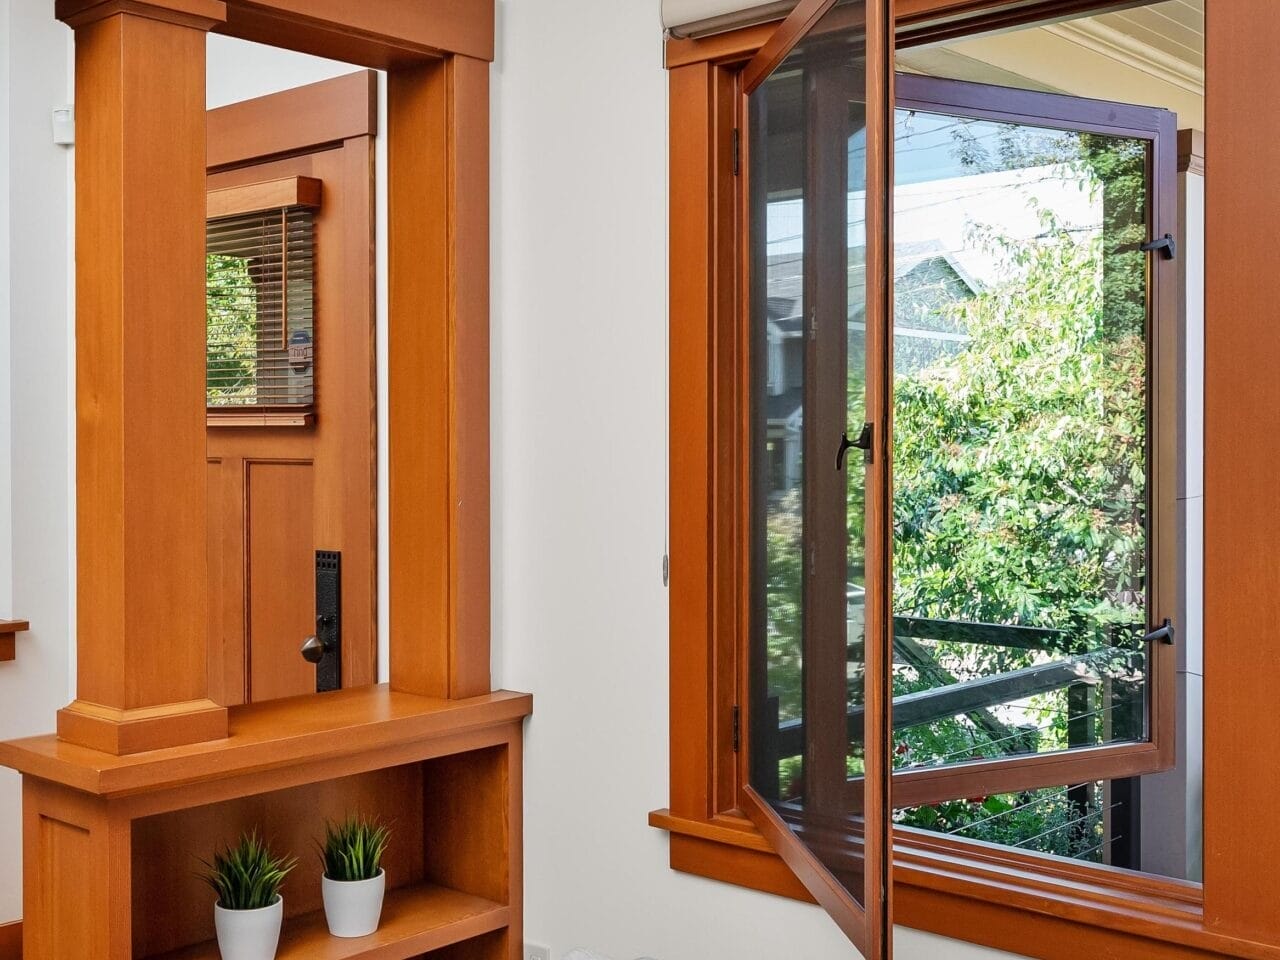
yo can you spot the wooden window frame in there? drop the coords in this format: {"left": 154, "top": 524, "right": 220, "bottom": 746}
{"left": 653, "top": 3, "right": 1280, "bottom": 959}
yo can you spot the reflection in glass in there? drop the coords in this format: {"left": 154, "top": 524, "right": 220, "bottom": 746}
{"left": 889, "top": 109, "right": 1152, "bottom": 859}
{"left": 748, "top": 0, "right": 874, "bottom": 910}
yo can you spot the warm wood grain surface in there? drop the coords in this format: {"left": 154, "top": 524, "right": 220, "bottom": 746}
{"left": 146, "top": 884, "right": 507, "bottom": 960}
{"left": 0, "top": 685, "right": 531, "bottom": 797}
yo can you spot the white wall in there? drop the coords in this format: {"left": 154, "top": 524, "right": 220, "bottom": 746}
{"left": 490, "top": 2, "right": 1021, "bottom": 958}
{"left": 0, "top": 0, "right": 75, "bottom": 924}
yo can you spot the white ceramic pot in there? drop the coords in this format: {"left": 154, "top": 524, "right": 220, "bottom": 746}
{"left": 213, "top": 897, "right": 283, "bottom": 960}
{"left": 322, "top": 869, "right": 386, "bottom": 938}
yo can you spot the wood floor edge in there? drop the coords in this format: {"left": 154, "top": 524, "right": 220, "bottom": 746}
{"left": 0, "top": 919, "right": 20, "bottom": 960}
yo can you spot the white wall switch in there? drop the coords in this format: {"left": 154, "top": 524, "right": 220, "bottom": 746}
{"left": 51, "top": 105, "right": 74, "bottom": 146}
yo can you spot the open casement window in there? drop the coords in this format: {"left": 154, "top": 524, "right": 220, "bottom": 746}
{"left": 205, "top": 177, "right": 320, "bottom": 414}
{"left": 881, "top": 75, "right": 1179, "bottom": 815}
{"left": 740, "top": 1, "right": 896, "bottom": 956}
{"left": 741, "top": 2, "right": 1177, "bottom": 952}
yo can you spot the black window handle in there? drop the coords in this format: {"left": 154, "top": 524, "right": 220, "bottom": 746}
{"left": 836, "top": 422, "right": 873, "bottom": 470}
{"left": 1140, "top": 234, "right": 1177, "bottom": 261}
{"left": 1142, "top": 618, "right": 1175, "bottom": 645}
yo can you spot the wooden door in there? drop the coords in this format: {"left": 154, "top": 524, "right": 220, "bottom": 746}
{"left": 205, "top": 74, "right": 377, "bottom": 705}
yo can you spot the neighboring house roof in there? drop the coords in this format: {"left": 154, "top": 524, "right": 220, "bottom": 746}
{"left": 764, "top": 238, "right": 981, "bottom": 323}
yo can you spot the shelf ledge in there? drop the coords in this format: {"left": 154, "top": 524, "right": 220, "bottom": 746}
{"left": 0, "top": 619, "right": 29, "bottom": 662}
{"left": 149, "top": 882, "right": 508, "bottom": 960}
{"left": 0, "top": 684, "right": 532, "bottom": 798}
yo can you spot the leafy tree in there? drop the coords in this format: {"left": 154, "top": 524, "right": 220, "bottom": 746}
{"left": 206, "top": 254, "right": 258, "bottom": 404}
{"left": 762, "top": 143, "right": 1150, "bottom": 856}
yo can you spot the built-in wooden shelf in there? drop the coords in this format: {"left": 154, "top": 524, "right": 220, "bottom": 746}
{"left": 149, "top": 883, "right": 508, "bottom": 960}
{"left": 0, "top": 619, "right": 28, "bottom": 662}
{"left": 0, "top": 684, "right": 531, "bottom": 797}
{"left": 1, "top": 685, "right": 531, "bottom": 959}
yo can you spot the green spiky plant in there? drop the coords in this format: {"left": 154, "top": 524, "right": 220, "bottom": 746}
{"left": 200, "top": 831, "right": 297, "bottom": 911}
{"left": 318, "top": 816, "right": 390, "bottom": 883}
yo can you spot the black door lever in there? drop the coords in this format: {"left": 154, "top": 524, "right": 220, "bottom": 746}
{"left": 1141, "top": 618, "right": 1175, "bottom": 645}
{"left": 836, "top": 422, "right": 873, "bottom": 470}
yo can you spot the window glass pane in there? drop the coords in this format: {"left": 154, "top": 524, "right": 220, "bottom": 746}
{"left": 206, "top": 207, "right": 315, "bottom": 407}
{"left": 749, "top": 0, "right": 877, "bottom": 913}
{"left": 889, "top": 112, "right": 1151, "bottom": 770}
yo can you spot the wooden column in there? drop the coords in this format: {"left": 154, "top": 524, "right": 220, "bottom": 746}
{"left": 388, "top": 56, "right": 492, "bottom": 700}
{"left": 54, "top": 0, "right": 229, "bottom": 754}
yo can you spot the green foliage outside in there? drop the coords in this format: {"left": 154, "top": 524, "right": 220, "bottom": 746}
{"left": 206, "top": 253, "right": 258, "bottom": 405}
{"left": 761, "top": 134, "right": 1149, "bottom": 859}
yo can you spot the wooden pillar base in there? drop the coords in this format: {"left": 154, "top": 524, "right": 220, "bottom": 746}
{"left": 57, "top": 699, "right": 228, "bottom": 755}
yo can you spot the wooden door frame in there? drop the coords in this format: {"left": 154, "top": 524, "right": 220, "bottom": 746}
{"left": 204, "top": 69, "right": 379, "bottom": 705}
{"left": 51, "top": 0, "right": 493, "bottom": 749}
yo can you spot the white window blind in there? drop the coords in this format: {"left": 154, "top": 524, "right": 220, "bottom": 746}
{"left": 206, "top": 205, "right": 316, "bottom": 408}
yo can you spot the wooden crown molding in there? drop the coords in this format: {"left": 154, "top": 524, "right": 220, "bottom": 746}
{"left": 56, "top": 0, "right": 227, "bottom": 30}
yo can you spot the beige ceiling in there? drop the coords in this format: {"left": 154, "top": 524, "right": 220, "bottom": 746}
{"left": 899, "top": 0, "right": 1206, "bottom": 129}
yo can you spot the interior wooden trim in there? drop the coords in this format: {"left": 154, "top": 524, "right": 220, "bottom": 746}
{"left": 206, "top": 175, "right": 321, "bottom": 218}
{"left": 741, "top": 0, "right": 837, "bottom": 94}
{"left": 666, "top": 0, "right": 1146, "bottom": 66}
{"left": 206, "top": 69, "right": 377, "bottom": 170}
{"left": 654, "top": 811, "right": 1280, "bottom": 960}
{"left": 1180, "top": 129, "right": 1205, "bottom": 176}
{"left": 205, "top": 409, "right": 315, "bottom": 428}
{"left": 0, "top": 620, "right": 29, "bottom": 663}
{"left": 215, "top": 0, "right": 494, "bottom": 68}
{"left": 0, "top": 921, "right": 18, "bottom": 960}
{"left": 387, "top": 55, "right": 492, "bottom": 701}
{"left": 56, "top": 0, "right": 226, "bottom": 30}
{"left": 0, "top": 685, "right": 531, "bottom": 799}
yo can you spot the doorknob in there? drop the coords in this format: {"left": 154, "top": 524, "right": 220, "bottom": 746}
{"left": 300, "top": 634, "right": 329, "bottom": 664}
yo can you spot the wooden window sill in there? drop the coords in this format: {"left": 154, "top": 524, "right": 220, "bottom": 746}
{"left": 0, "top": 619, "right": 29, "bottom": 662}
{"left": 649, "top": 810, "right": 1278, "bottom": 960}
{"left": 207, "top": 409, "right": 315, "bottom": 428}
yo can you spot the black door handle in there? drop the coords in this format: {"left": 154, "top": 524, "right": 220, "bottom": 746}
{"left": 836, "top": 422, "right": 873, "bottom": 470}
{"left": 1141, "top": 618, "right": 1175, "bottom": 645}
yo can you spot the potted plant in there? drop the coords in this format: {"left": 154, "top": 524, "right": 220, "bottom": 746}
{"left": 200, "top": 831, "right": 296, "bottom": 960}
{"left": 318, "top": 815, "right": 390, "bottom": 938}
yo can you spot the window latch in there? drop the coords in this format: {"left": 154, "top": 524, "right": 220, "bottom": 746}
{"left": 1141, "top": 618, "right": 1175, "bottom": 645}
{"left": 836, "top": 422, "right": 873, "bottom": 470}
{"left": 1140, "top": 233, "right": 1177, "bottom": 261}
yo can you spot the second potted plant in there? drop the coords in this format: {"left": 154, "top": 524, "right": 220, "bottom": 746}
{"left": 200, "top": 831, "right": 296, "bottom": 960}
{"left": 318, "top": 815, "right": 390, "bottom": 938}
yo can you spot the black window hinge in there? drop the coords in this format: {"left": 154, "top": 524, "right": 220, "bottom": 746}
{"left": 732, "top": 705, "right": 740, "bottom": 752}
{"left": 732, "top": 128, "right": 740, "bottom": 176}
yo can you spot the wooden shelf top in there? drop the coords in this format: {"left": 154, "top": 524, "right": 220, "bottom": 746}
{"left": 0, "top": 619, "right": 28, "bottom": 635}
{"left": 0, "top": 685, "right": 532, "bottom": 798}
{"left": 149, "top": 882, "right": 509, "bottom": 960}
